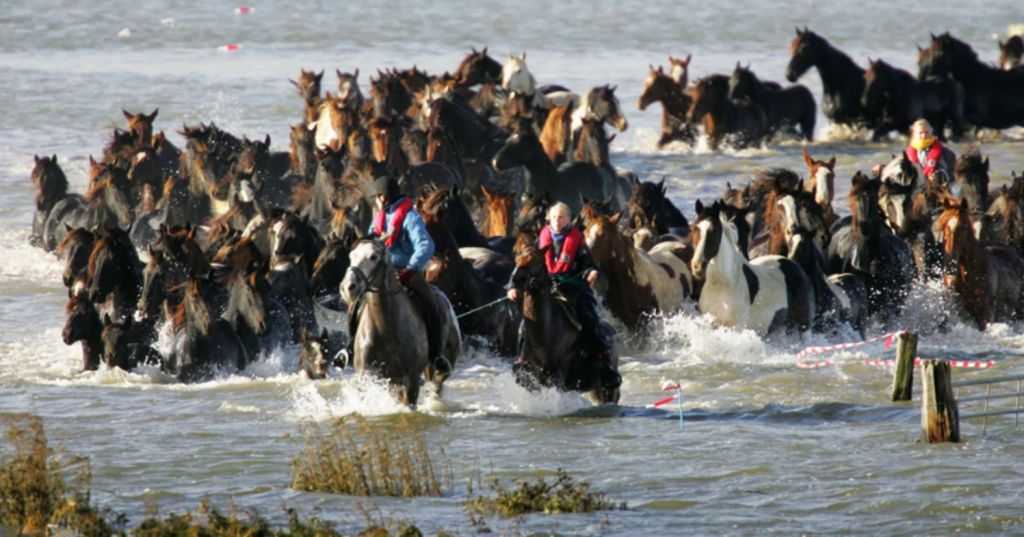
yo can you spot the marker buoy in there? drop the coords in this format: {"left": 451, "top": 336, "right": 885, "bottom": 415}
{"left": 235, "top": 7, "right": 255, "bottom": 14}
{"left": 218, "top": 44, "right": 243, "bottom": 52}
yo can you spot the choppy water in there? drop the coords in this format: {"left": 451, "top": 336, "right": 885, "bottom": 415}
{"left": 3, "top": 1, "right": 1024, "bottom": 534}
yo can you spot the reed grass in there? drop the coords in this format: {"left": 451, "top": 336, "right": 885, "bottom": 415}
{"left": 0, "top": 413, "right": 119, "bottom": 536}
{"left": 464, "top": 469, "right": 626, "bottom": 518}
{"left": 290, "top": 414, "right": 449, "bottom": 498}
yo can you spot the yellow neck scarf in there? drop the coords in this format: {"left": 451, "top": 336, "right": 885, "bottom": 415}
{"left": 910, "top": 136, "right": 936, "bottom": 151}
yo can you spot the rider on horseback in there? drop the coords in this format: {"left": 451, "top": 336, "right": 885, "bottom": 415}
{"left": 506, "top": 202, "right": 622, "bottom": 390}
{"left": 343, "top": 175, "right": 452, "bottom": 378}
{"left": 906, "top": 119, "right": 956, "bottom": 184}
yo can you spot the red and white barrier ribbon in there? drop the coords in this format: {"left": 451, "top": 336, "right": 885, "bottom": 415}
{"left": 235, "top": 7, "right": 255, "bottom": 14}
{"left": 796, "top": 329, "right": 993, "bottom": 369}
{"left": 647, "top": 382, "right": 681, "bottom": 408}
{"left": 218, "top": 44, "right": 243, "bottom": 52}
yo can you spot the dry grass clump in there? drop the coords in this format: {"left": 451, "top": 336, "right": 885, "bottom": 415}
{"left": 0, "top": 413, "right": 119, "bottom": 536}
{"left": 290, "top": 414, "right": 449, "bottom": 498}
{"left": 464, "top": 469, "right": 626, "bottom": 518}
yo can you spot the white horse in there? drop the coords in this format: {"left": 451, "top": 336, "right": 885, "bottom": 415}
{"left": 691, "top": 201, "right": 815, "bottom": 336}
{"left": 501, "top": 53, "right": 578, "bottom": 111}
{"left": 340, "top": 239, "right": 461, "bottom": 406}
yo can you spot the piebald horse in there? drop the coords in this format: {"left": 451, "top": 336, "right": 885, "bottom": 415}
{"left": 691, "top": 201, "right": 814, "bottom": 336}
{"left": 340, "top": 238, "right": 461, "bottom": 407}
{"left": 584, "top": 211, "right": 692, "bottom": 329}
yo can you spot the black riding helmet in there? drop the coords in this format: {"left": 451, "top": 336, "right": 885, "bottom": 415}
{"left": 369, "top": 175, "right": 403, "bottom": 207}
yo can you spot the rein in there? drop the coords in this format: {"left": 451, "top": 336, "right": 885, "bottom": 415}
{"left": 349, "top": 240, "right": 402, "bottom": 303}
{"left": 455, "top": 269, "right": 588, "bottom": 320}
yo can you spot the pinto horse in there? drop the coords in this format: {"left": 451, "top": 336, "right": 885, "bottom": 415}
{"left": 299, "top": 327, "right": 336, "bottom": 380}
{"left": 728, "top": 64, "right": 816, "bottom": 141}
{"left": 637, "top": 65, "right": 696, "bottom": 148}
{"left": 938, "top": 198, "right": 1024, "bottom": 331}
{"left": 584, "top": 211, "right": 692, "bottom": 329}
{"left": 786, "top": 28, "right": 878, "bottom": 135}
{"left": 687, "top": 77, "right": 767, "bottom": 151}
{"left": 571, "top": 85, "right": 628, "bottom": 135}
{"left": 922, "top": 33, "right": 1024, "bottom": 130}
{"left": 509, "top": 246, "right": 620, "bottom": 404}
{"left": 340, "top": 239, "right": 461, "bottom": 406}
{"left": 747, "top": 179, "right": 832, "bottom": 260}
{"left": 802, "top": 150, "right": 837, "bottom": 227}
{"left": 862, "top": 58, "right": 965, "bottom": 141}
{"left": 690, "top": 200, "right": 814, "bottom": 336}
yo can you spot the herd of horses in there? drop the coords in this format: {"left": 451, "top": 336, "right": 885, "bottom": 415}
{"left": 639, "top": 30, "right": 1024, "bottom": 149}
{"left": 27, "top": 35, "right": 1024, "bottom": 407}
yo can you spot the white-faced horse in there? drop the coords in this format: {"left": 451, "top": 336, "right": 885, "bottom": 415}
{"left": 501, "top": 53, "right": 578, "bottom": 110}
{"left": 691, "top": 200, "right": 815, "bottom": 336}
{"left": 340, "top": 239, "right": 461, "bottom": 406}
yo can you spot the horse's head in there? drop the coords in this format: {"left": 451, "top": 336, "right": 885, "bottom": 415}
{"left": 300, "top": 327, "right": 334, "bottom": 379}
{"left": 849, "top": 171, "right": 883, "bottom": 234}
{"left": 492, "top": 121, "right": 541, "bottom": 171}
{"left": 501, "top": 52, "right": 531, "bottom": 93}
{"left": 721, "top": 181, "right": 747, "bottom": 208}
{"left": 341, "top": 238, "right": 391, "bottom": 303}
{"left": 511, "top": 245, "right": 551, "bottom": 292}
{"left": 574, "top": 119, "right": 611, "bottom": 166}
{"left": 122, "top": 108, "right": 158, "bottom": 147}
{"left": 516, "top": 190, "right": 553, "bottom": 233}
{"left": 139, "top": 247, "right": 174, "bottom": 321}
{"left": 803, "top": 150, "right": 836, "bottom": 208}
{"left": 335, "top": 68, "right": 363, "bottom": 108}
{"left": 630, "top": 178, "right": 668, "bottom": 231}
{"left": 86, "top": 227, "right": 133, "bottom": 304}
{"left": 425, "top": 126, "right": 456, "bottom": 163}
{"left": 938, "top": 197, "right": 974, "bottom": 263}
{"left": 101, "top": 314, "right": 135, "bottom": 370}
{"left": 999, "top": 35, "right": 1024, "bottom": 70}
{"left": 690, "top": 200, "right": 729, "bottom": 280}
{"left": 227, "top": 262, "right": 271, "bottom": 336}
{"left": 290, "top": 68, "right": 324, "bottom": 106}
{"left": 880, "top": 153, "right": 918, "bottom": 189}
{"left": 954, "top": 148, "right": 990, "bottom": 208}
{"left": 454, "top": 47, "right": 502, "bottom": 86}
{"left": 786, "top": 228, "right": 818, "bottom": 269}
{"left": 686, "top": 78, "right": 719, "bottom": 122}
{"left": 638, "top": 65, "right": 674, "bottom": 111}
{"left": 727, "top": 62, "right": 756, "bottom": 101}
{"left": 879, "top": 180, "right": 915, "bottom": 235}
{"left": 861, "top": 59, "right": 891, "bottom": 109}
{"left": 58, "top": 226, "right": 98, "bottom": 288}
{"left": 482, "top": 186, "right": 516, "bottom": 237}
{"left": 366, "top": 116, "right": 401, "bottom": 163}
{"left": 588, "top": 85, "right": 628, "bottom": 132}
{"left": 627, "top": 210, "right": 658, "bottom": 251}
{"left": 575, "top": 194, "right": 616, "bottom": 230}
{"left": 310, "top": 231, "right": 356, "bottom": 298}
{"left": 236, "top": 134, "right": 271, "bottom": 177}
{"left": 786, "top": 27, "right": 817, "bottom": 82}
{"left": 667, "top": 54, "right": 691, "bottom": 86}
{"left": 31, "top": 154, "right": 68, "bottom": 209}
{"left": 63, "top": 296, "right": 101, "bottom": 346}
{"left": 369, "top": 70, "right": 412, "bottom": 119}
{"left": 584, "top": 212, "right": 626, "bottom": 263}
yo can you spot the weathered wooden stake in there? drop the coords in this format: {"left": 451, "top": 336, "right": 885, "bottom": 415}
{"left": 921, "top": 360, "right": 960, "bottom": 443}
{"left": 891, "top": 330, "right": 917, "bottom": 402}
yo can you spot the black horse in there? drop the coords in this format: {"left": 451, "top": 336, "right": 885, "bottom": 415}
{"left": 29, "top": 155, "right": 72, "bottom": 250}
{"left": 786, "top": 28, "right": 879, "bottom": 135}
{"left": 862, "top": 58, "right": 965, "bottom": 141}
{"left": 729, "top": 63, "right": 816, "bottom": 141}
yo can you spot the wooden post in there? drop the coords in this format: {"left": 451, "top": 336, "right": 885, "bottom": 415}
{"left": 920, "top": 360, "right": 960, "bottom": 443}
{"left": 891, "top": 330, "right": 917, "bottom": 402}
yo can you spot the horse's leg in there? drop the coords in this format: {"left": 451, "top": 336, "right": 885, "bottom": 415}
{"left": 405, "top": 378, "right": 420, "bottom": 408}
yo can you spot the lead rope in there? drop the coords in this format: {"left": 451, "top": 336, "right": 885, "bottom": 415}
{"left": 454, "top": 269, "right": 589, "bottom": 320}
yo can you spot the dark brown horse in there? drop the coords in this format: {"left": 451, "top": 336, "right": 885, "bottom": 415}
{"left": 29, "top": 155, "right": 72, "bottom": 249}
{"left": 453, "top": 47, "right": 503, "bottom": 87}
{"left": 366, "top": 115, "right": 462, "bottom": 198}
{"left": 122, "top": 108, "right": 159, "bottom": 148}
{"left": 57, "top": 226, "right": 98, "bottom": 293}
{"left": 986, "top": 172, "right": 1024, "bottom": 258}
{"left": 862, "top": 58, "right": 965, "bottom": 141}
{"left": 86, "top": 226, "right": 142, "bottom": 322}
{"left": 167, "top": 277, "right": 249, "bottom": 382}
{"left": 637, "top": 65, "right": 696, "bottom": 148}
{"left": 938, "top": 198, "right": 1024, "bottom": 330}
{"left": 509, "top": 246, "right": 619, "bottom": 404}
{"left": 687, "top": 77, "right": 766, "bottom": 151}
{"left": 63, "top": 296, "right": 104, "bottom": 371}
{"left": 999, "top": 35, "right": 1024, "bottom": 70}
{"left": 728, "top": 63, "right": 815, "bottom": 141}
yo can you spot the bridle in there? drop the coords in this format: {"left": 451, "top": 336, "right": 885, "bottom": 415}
{"left": 348, "top": 239, "right": 401, "bottom": 300}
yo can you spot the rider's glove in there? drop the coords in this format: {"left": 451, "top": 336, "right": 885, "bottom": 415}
{"left": 398, "top": 269, "right": 415, "bottom": 285}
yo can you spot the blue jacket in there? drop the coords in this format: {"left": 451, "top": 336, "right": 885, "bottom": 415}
{"left": 367, "top": 198, "right": 435, "bottom": 271}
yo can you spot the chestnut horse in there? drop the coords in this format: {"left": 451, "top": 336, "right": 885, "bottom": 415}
{"left": 637, "top": 65, "right": 696, "bottom": 148}
{"left": 938, "top": 198, "right": 1024, "bottom": 330}
{"left": 802, "top": 150, "right": 838, "bottom": 227}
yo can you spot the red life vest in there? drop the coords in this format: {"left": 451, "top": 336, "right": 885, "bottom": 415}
{"left": 372, "top": 197, "right": 413, "bottom": 247}
{"left": 538, "top": 225, "right": 582, "bottom": 274}
{"left": 905, "top": 142, "right": 944, "bottom": 178}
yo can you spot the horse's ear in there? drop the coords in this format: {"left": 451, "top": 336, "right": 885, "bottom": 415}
{"left": 610, "top": 211, "right": 624, "bottom": 225}
{"left": 147, "top": 244, "right": 155, "bottom": 257}
{"left": 123, "top": 109, "right": 132, "bottom": 120}
{"left": 580, "top": 193, "right": 590, "bottom": 205}
{"left": 803, "top": 149, "right": 814, "bottom": 167}
{"left": 658, "top": 177, "right": 666, "bottom": 193}
{"left": 64, "top": 223, "right": 72, "bottom": 232}
{"left": 34, "top": 155, "right": 40, "bottom": 164}
{"left": 520, "top": 52, "right": 527, "bottom": 61}
{"left": 542, "top": 190, "right": 552, "bottom": 203}
{"left": 353, "top": 68, "right": 359, "bottom": 79}
{"left": 798, "top": 179, "right": 805, "bottom": 191}
{"left": 795, "top": 27, "right": 801, "bottom": 35}
{"left": 301, "top": 328, "right": 309, "bottom": 342}
{"left": 658, "top": 65, "right": 665, "bottom": 75}
{"left": 481, "top": 185, "right": 492, "bottom": 200}
{"left": 827, "top": 155, "right": 836, "bottom": 169}
{"left": 320, "top": 327, "right": 329, "bottom": 340}
{"left": 959, "top": 198, "right": 968, "bottom": 210}
{"left": 187, "top": 226, "right": 197, "bottom": 241}
{"left": 148, "top": 109, "right": 159, "bottom": 121}
{"left": 608, "top": 134, "right": 616, "bottom": 144}
{"left": 103, "top": 313, "right": 112, "bottom": 327}
{"left": 983, "top": 157, "right": 990, "bottom": 172}
{"left": 89, "top": 155, "right": 96, "bottom": 167}
{"left": 482, "top": 47, "right": 487, "bottom": 55}
{"left": 735, "top": 61, "right": 741, "bottom": 70}
{"left": 695, "top": 199, "right": 705, "bottom": 215}
{"left": 264, "top": 134, "right": 271, "bottom": 146}
{"left": 684, "top": 54, "right": 691, "bottom": 64}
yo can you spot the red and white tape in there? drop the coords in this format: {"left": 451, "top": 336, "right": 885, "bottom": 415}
{"left": 796, "top": 330, "right": 993, "bottom": 369}
{"left": 647, "top": 383, "right": 681, "bottom": 408}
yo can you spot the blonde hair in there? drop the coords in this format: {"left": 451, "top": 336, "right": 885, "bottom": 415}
{"left": 911, "top": 119, "right": 932, "bottom": 135}
{"left": 547, "top": 202, "right": 571, "bottom": 221}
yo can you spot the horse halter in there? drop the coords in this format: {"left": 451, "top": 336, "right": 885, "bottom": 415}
{"left": 347, "top": 239, "right": 396, "bottom": 298}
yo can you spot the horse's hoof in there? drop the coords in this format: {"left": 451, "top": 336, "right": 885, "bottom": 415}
{"left": 431, "top": 356, "right": 452, "bottom": 382}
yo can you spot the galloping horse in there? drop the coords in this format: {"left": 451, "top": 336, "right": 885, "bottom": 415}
{"left": 728, "top": 63, "right": 816, "bottom": 141}
{"left": 938, "top": 198, "right": 1024, "bottom": 331}
{"left": 786, "top": 28, "right": 878, "bottom": 135}
{"left": 584, "top": 211, "right": 692, "bottom": 329}
{"left": 637, "top": 65, "right": 696, "bottom": 148}
{"left": 509, "top": 246, "right": 620, "bottom": 404}
{"left": 690, "top": 200, "right": 814, "bottom": 336}
{"left": 862, "top": 58, "right": 965, "bottom": 141}
{"left": 687, "top": 77, "right": 767, "bottom": 151}
{"left": 340, "top": 239, "right": 461, "bottom": 406}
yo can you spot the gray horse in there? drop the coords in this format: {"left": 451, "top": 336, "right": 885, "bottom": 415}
{"left": 340, "top": 238, "right": 461, "bottom": 407}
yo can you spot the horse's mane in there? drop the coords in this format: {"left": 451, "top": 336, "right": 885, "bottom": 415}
{"left": 954, "top": 148, "right": 988, "bottom": 180}
{"left": 57, "top": 227, "right": 92, "bottom": 256}
{"left": 749, "top": 168, "right": 800, "bottom": 206}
